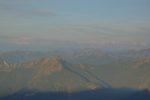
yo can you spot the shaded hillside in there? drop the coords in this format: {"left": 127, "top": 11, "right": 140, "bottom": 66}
{"left": 0, "top": 88, "right": 150, "bottom": 100}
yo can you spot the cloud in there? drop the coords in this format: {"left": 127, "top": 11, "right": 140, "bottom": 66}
{"left": 0, "top": 34, "right": 33, "bottom": 45}
{"left": 0, "top": 2, "right": 57, "bottom": 17}
{"left": 12, "top": 36, "right": 32, "bottom": 45}
{"left": 76, "top": 22, "right": 150, "bottom": 34}
{"left": 2, "top": 8, "right": 57, "bottom": 17}
{"left": 30, "top": 9, "right": 57, "bottom": 16}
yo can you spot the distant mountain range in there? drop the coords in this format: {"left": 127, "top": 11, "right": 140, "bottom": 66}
{"left": 0, "top": 48, "right": 150, "bottom": 99}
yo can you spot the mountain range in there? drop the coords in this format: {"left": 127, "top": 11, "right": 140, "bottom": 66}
{"left": 0, "top": 48, "right": 150, "bottom": 99}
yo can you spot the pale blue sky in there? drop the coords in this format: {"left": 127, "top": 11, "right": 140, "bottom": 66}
{"left": 0, "top": 0, "right": 150, "bottom": 50}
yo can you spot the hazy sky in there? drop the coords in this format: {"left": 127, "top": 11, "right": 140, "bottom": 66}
{"left": 0, "top": 0, "right": 150, "bottom": 50}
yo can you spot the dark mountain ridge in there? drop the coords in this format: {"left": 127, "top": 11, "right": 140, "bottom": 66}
{"left": 1, "top": 88, "right": 150, "bottom": 100}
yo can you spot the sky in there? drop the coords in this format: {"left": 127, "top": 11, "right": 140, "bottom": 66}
{"left": 0, "top": 0, "right": 150, "bottom": 51}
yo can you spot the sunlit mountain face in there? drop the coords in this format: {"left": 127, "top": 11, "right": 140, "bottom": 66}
{"left": 0, "top": 0, "right": 150, "bottom": 100}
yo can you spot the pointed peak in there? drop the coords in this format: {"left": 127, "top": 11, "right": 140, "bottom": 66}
{"left": 39, "top": 56, "right": 63, "bottom": 64}
{"left": 35, "top": 56, "right": 64, "bottom": 75}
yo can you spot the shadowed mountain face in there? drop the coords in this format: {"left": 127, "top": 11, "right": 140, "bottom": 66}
{"left": 0, "top": 89, "right": 150, "bottom": 100}
{"left": 0, "top": 48, "right": 150, "bottom": 99}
